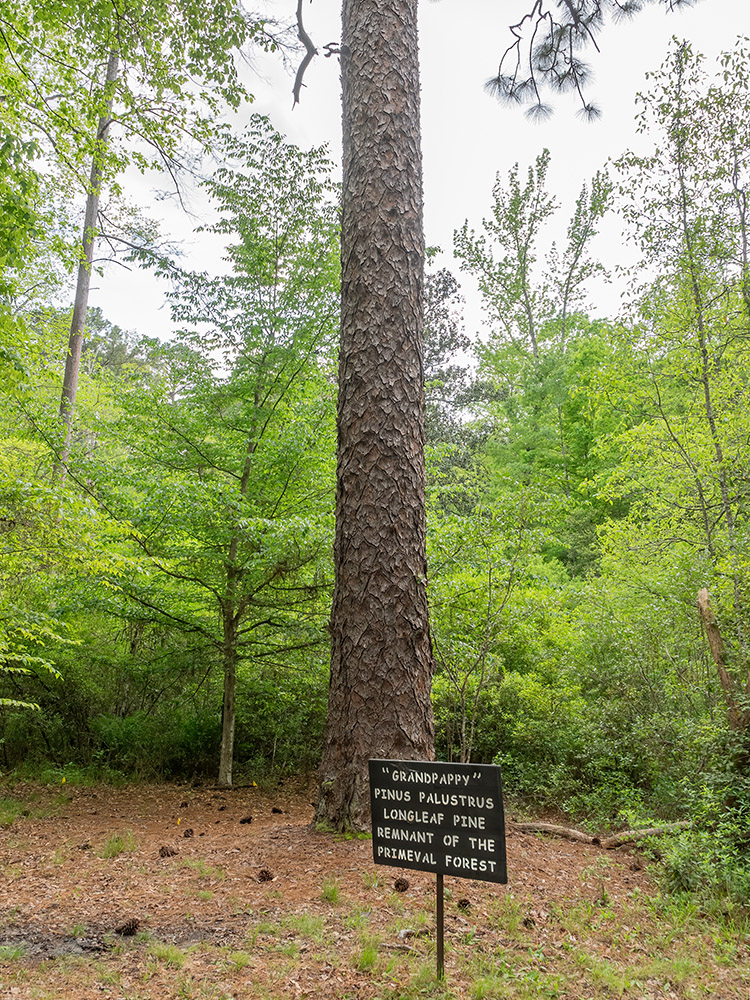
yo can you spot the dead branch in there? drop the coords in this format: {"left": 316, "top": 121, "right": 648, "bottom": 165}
{"left": 511, "top": 819, "right": 692, "bottom": 849}
{"left": 292, "top": 0, "right": 317, "bottom": 107}
{"left": 511, "top": 821, "right": 595, "bottom": 844}
{"left": 601, "top": 821, "right": 691, "bottom": 850}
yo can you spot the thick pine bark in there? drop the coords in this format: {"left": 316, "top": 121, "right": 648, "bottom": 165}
{"left": 59, "top": 50, "right": 120, "bottom": 464}
{"left": 315, "top": 0, "right": 435, "bottom": 831}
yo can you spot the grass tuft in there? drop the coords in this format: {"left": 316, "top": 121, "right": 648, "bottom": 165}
{"left": 0, "top": 943, "right": 27, "bottom": 960}
{"left": 321, "top": 878, "right": 341, "bottom": 904}
{"left": 148, "top": 941, "right": 187, "bottom": 968}
{"left": 0, "top": 797, "right": 25, "bottom": 828}
{"left": 99, "top": 830, "right": 138, "bottom": 858}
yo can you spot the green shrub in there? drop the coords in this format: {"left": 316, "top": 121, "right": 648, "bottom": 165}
{"left": 91, "top": 709, "right": 220, "bottom": 779}
{"left": 433, "top": 662, "right": 724, "bottom": 831}
{"left": 659, "top": 733, "right": 750, "bottom": 905}
{"left": 434, "top": 668, "right": 590, "bottom": 803}
{"left": 231, "top": 666, "right": 327, "bottom": 774}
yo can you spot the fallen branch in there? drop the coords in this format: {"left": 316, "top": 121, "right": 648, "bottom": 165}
{"left": 201, "top": 784, "right": 257, "bottom": 790}
{"left": 601, "top": 821, "right": 691, "bottom": 850}
{"left": 511, "top": 821, "right": 595, "bottom": 844}
{"left": 511, "top": 819, "right": 692, "bottom": 849}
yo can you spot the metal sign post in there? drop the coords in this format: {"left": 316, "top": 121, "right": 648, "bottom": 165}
{"left": 436, "top": 872, "right": 445, "bottom": 979}
{"left": 369, "top": 759, "right": 507, "bottom": 981}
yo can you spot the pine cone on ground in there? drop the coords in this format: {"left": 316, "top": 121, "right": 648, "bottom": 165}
{"left": 115, "top": 917, "right": 140, "bottom": 936}
{"left": 257, "top": 868, "right": 274, "bottom": 882}
{"left": 159, "top": 845, "right": 178, "bottom": 858}
{"left": 393, "top": 877, "right": 410, "bottom": 893}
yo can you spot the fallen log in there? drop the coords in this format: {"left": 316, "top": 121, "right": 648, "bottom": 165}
{"left": 510, "top": 819, "right": 692, "bottom": 849}
{"left": 511, "top": 822, "right": 595, "bottom": 844}
{"left": 601, "top": 821, "right": 691, "bottom": 850}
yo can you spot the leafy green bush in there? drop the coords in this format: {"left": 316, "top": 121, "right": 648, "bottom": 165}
{"left": 660, "top": 825, "right": 750, "bottom": 902}
{"left": 1, "top": 634, "right": 329, "bottom": 780}
{"left": 434, "top": 662, "right": 724, "bottom": 831}
{"left": 434, "top": 668, "right": 590, "bottom": 801}
{"left": 91, "top": 709, "right": 220, "bottom": 779}
{"left": 659, "top": 731, "right": 750, "bottom": 905}
{"left": 232, "top": 666, "right": 328, "bottom": 775}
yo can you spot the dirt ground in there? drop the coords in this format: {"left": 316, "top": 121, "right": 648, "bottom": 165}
{"left": 0, "top": 781, "right": 748, "bottom": 999}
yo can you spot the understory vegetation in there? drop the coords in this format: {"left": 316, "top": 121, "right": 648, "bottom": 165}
{"left": 3, "top": 28, "right": 750, "bottom": 911}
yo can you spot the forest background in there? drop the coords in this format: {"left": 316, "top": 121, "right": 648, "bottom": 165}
{"left": 2, "top": 0, "right": 750, "bottom": 910}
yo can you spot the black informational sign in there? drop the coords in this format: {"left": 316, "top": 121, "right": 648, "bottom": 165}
{"left": 368, "top": 759, "right": 507, "bottom": 884}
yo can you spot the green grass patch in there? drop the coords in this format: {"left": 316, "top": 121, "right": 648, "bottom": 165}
{"left": 148, "top": 941, "right": 188, "bottom": 968}
{"left": 224, "top": 949, "right": 252, "bottom": 971}
{"left": 344, "top": 907, "right": 372, "bottom": 930}
{"left": 0, "top": 944, "right": 27, "bottom": 960}
{"left": 0, "top": 796, "right": 25, "bottom": 828}
{"left": 573, "top": 950, "right": 630, "bottom": 995}
{"left": 283, "top": 913, "right": 325, "bottom": 941}
{"left": 181, "top": 858, "right": 225, "bottom": 880}
{"left": 321, "top": 878, "right": 341, "bottom": 904}
{"left": 99, "top": 830, "right": 138, "bottom": 858}
{"left": 471, "top": 974, "right": 508, "bottom": 999}
{"left": 9, "top": 761, "right": 128, "bottom": 787}
{"left": 246, "top": 917, "right": 280, "bottom": 948}
{"left": 355, "top": 941, "right": 378, "bottom": 971}
{"left": 361, "top": 868, "right": 380, "bottom": 889}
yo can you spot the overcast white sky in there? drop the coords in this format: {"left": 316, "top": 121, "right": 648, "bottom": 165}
{"left": 91, "top": 0, "right": 750, "bottom": 342}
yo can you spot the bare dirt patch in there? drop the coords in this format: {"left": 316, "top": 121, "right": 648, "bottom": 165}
{"left": 0, "top": 781, "right": 748, "bottom": 999}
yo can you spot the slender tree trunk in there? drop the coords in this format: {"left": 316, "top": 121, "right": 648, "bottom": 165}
{"left": 217, "top": 435, "right": 256, "bottom": 787}
{"left": 697, "top": 588, "right": 748, "bottom": 732}
{"left": 675, "top": 118, "right": 746, "bottom": 653}
{"left": 522, "top": 289, "right": 538, "bottom": 359}
{"left": 315, "top": 0, "right": 435, "bottom": 831}
{"left": 59, "top": 49, "right": 120, "bottom": 465}
{"left": 729, "top": 137, "right": 750, "bottom": 325}
{"left": 557, "top": 404, "right": 571, "bottom": 497}
{"left": 218, "top": 602, "right": 238, "bottom": 787}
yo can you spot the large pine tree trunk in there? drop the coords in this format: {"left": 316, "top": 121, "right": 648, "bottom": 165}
{"left": 315, "top": 0, "right": 435, "bottom": 831}
{"left": 59, "top": 50, "right": 120, "bottom": 464}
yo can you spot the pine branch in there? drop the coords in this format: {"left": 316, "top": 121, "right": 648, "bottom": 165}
{"left": 489, "top": 0, "right": 697, "bottom": 117}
